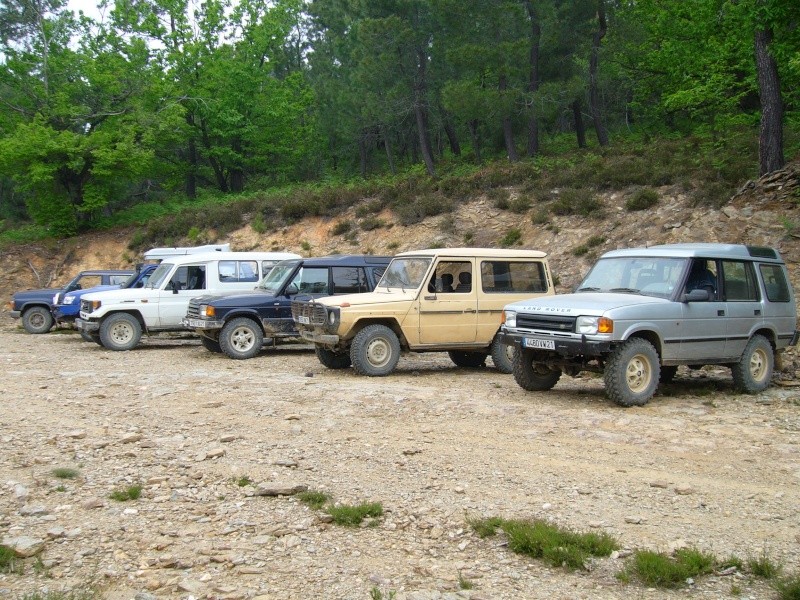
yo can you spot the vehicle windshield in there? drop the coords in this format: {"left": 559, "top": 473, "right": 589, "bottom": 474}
{"left": 147, "top": 262, "right": 174, "bottom": 289}
{"left": 378, "top": 257, "right": 432, "bottom": 290}
{"left": 577, "top": 256, "right": 687, "bottom": 299}
{"left": 256, "top": 261, "right": 299, "bottom": 293}
{"left": 120, "top": 271, "right": 141, "bottom": 288}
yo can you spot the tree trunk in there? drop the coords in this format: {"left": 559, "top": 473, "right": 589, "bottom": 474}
{"left": 185, "top": 113, "right": 197, "bottom": 199}
{"left": 381, "top": 124, "right": 396, "bottom": 175}
{"left": 524, "top": 0, "right": 541, "bottom": 157}
{"left": 438, "top": 104, "right": 461, "bottom": 156}
{"left": 589, "top": 0, "right": 609, "bottom": 147}
{"left": 229, "top": 137, "right": 244, "bottom": 193}
{"left": 499, "top": 73, "right": 519, "bottom": 162}
{"left": 754, "top": 27, "right": 784, "bottom": 176}
{"left": 572, "top": 100, "right": 587, "bottom": 148}
{"left": 199, "top": 119, "right": 228, "bottom": 192}
{"left": 414, "top": 47, "right": 436, "bottom": 177}
{"left": 468, "top": 120, "right": 483, "bottom": 164}
{"left": 358, "top": 128, "right": 368, "bottom": 179}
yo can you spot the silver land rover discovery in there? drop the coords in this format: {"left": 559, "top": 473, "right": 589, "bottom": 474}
{"left": 502, "top": 243, "right": 799, "bottom": 406}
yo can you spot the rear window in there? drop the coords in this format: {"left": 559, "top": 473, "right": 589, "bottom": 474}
{"left": 332, "top": 267, "right": 368, "bottom": 294}
{"left": 219, "top": 260, "right": 259, "bottom": 283}
{"left": 480, "top": 261, "right": 548, "bottom": 293}
{"left": 759, "top": 264, "right": 791, "bottom": 302}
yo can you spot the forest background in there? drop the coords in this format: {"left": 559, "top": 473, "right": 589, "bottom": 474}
{"left": 0, "top": 0, "right": 799, "bottom": 245}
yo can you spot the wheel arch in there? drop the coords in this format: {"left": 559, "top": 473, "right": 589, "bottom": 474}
{"left": 347, "top": 318, "right": 407, "bottom": 349}
{"left": 623, "top": 329, "right": 663, "bottom": 360}
{"left": 223, "top": 310, "right": 264, "bottom": 332}
{"left": 102, "top": 310, "right": 147, "bottom": 331}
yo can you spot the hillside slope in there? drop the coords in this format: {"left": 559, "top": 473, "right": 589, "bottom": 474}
{"left": 2, "top": 160, "right": 799, "bottom": 311}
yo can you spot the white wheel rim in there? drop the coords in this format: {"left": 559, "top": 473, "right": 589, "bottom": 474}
{"left": 366, "top": 337, "right": 391, "bottom": 367}
{"left": 231, "top": 327, "right": 255, "bottom": 352}
{"left": 110, "top": 322, "right": 134, "bottom": 344}
{"left": 626, "top": 353, "right": 652, "bottom": 393}
{"left": 750, "top": 348, "right": 768, "bottom": 382}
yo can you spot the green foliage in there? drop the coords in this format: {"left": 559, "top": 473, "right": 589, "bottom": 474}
{"left": 625, "top": 547, "right": 718, "bottom": 588}
{"left": 499, "top": 228, "right": 522, "bottom": 247}
{"left": 297, "top": 490, "right": 331, "bottom": 510}
{"left": 774, "top": 575, "right": 800, "bottom": 600}
{"left": 52, "top": 467, "right": 79, "bottom": 480}
{"left": 360, "top": 216, "right": 385, "bottom": 231}
{"left": 21, "top": 590, "right": 102, "bottom": 600}
{"left": 748, "top": 551, "right": 783, "bottom": 579}
{"left": 236, "top": 476, "right": 253, "bottom": 487}
{"left": 551, "top": 189, "right": 604, "bottom": 218}
{"left": 109, "top": 484, "right": 143, "bottom": 502}
{"left": 625, "top": 188, "right": 660, "bottom": 211}
{"left": 331, "top": 220, "right": 352, "bottom": 236}
{"left": 0, "top": 545, "right": 21, "bottom": 574}
{"left": 326, "top": 501, "right": 383, "bottom": 527}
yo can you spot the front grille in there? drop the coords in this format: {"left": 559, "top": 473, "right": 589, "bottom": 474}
{"left": 186, "top": 299, "right": 201, "bottom": 319}
{"left": 80, "top": 300, "right": 91, "bottom": 313}
{"left": 516, "top": 313, "right": 576, "bottom": 333}
{"left": 291, "top": 300, "right": 327, "bottom": 325}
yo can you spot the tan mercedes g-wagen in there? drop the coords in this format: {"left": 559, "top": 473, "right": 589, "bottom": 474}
{"left": 291, "top": 248, "right": 554, "bottom": 376}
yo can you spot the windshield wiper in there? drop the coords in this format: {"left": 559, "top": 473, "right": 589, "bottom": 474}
{"left": 576, "top": 286, "right": 601, "bottom": 292}
{"left": 609, "top": 287, "right": 640, "bottom": 294}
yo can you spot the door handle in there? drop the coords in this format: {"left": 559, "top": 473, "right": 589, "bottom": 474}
{"left": 754, "top": 309, "right": 761, "bottom": 316}
{"left": 424, "top": 295, "right": 436, "bottom": 300}
{"left": 464, "top": 308, "right": 477, "bottom": 313}
{"left": 717, "top": 310, "right": 725, "bottom": 316}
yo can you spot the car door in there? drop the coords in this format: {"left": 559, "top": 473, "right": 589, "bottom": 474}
{"left": 679, "top": 259, "right": 730, "bottom": 360}
{"left": 418, "top": 259, "right": 478, "bottom": 344}
{"left": 721, "top": 260, "right": 763, "bottom": 358}
{"left": 157, "top": 264, "right": 208, "bottom": 327}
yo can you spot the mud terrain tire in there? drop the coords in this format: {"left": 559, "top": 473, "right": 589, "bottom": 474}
{"left": 350, "top": 324, "right": 401, "bottom": 376}
{"left": 490, "top": 333, "right": 514, "bottom": 373}
{"left": 604, "top": 338, "right": 660, "bottom": 407}
{"left": 200, "top": 336, "right": 223, "bottom": 353}
{"left": 219, "top": 317, "right": 263, "bottom": 360}
{"left": 512, "top": 348, "right": 562, "bottom": 391}
{"left": 22, "top": 306, "right": 54, "bottom": 334}
{"left": 731, "top": 334, "right": 773, "bottom": 393}
{"left": 448, "top": 351, "right": 487, "bottom": 368}
{"left": 99, "top": 313, "right": 142, "bottom": 351}
{"left": 315, "top": 346, "right": 352, "bottom": 369}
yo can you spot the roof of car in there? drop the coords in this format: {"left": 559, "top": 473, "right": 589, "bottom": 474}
{"left": 601, "top": 243, "right": 784, "bottom": 262}
{"left": 395, "top": 247, "right": 548, "bottom": 259}
{"left": 77, "top": 269, "right": 135, "bottom": 275}
{"left": 157, "top": 251, "right": 301, "bottom": 265}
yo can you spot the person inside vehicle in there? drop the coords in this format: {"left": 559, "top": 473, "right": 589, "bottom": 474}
{"left": 686, "top": 260, "right": 716, "bottom": 297}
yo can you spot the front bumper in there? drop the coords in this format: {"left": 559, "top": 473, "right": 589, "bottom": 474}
{"left": 300, "top": 330, "right": 340, "bottom": 345}
{"left": 503, "top": 331, "right": 611, "bottom": 357}
{"left": 181, "top": 318, "right": 223, "bottom": 330}
{"left": 75, "top": 318, "right": 99, "bottom": 333}
{"left": 9, "top": 310, "right": 21, "bottom": 320}
{"left": 53, "top": 307, "right": 78, "bottom": 321}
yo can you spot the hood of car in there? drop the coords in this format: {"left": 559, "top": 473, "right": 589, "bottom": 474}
{"left": 13, "top": 288, "right": 60, "bottom": 301}
{"left": 194, "top": 290, "right": 281, "bottom": 306}
{"left": 505, "top": 292, "right": 668, "bottom": 317}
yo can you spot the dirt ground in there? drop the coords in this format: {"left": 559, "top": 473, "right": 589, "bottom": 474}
{"left": 1, "top": 319, "right": 799, "bottom": 600}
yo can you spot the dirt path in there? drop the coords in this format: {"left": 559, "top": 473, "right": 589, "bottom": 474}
{"left": 1, "top": 323, "right": 798, "bottom": 599}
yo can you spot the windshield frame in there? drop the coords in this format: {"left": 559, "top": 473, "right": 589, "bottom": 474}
{"left": 146, "top": 262, "right": 174, "bottom": 289}
{"left": 577, "top": 256, "right": 689, "bottom": 299}
{"left": 378, "top": 257, "right": 433, "bottom": 291}
{"left": 257, "top": 261, "right": 300, "bottom": 294}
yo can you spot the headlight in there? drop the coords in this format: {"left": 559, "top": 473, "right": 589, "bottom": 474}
{"left": 88, "top": 300, "right": 102, "bottom": 312}
{"left": 503, "top": 310, "right": 517, "bottom": 328}
{"left": 576, "top": 316, "right": 613, "bottom": 335}
{"left": 63, "top": 296, "right": 76, "bottom": 305}
{"left": 327, "top": 308, "right": 339, "bottom": 328}
{"left": 200, "top": 305, "right": 215, "bottom": 318}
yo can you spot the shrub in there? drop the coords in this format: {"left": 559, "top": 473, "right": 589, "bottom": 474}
{"left": 625, "top": 547, "right": 718, "bottom": 588}
{"left": 550, "top": 188, "right": 603, "bottom": 218}
{"left": 749, "top": 551, "right": 783, "bottom": 579}
{"left": 52, "top": 467, "right": 79, "bottom": 479}
{"left": 487, "top": 187, "right": 511, "bottom": 209}
{"left": 327, "top": 501, "right": 383, "bottom": 526}
{"left": 0, "top": 545, "right": 20, "bottom": 574}
{"left": 394, "top": 194, "right": 453, "bottom": 226}
{"left": 500, "top": 228, "right": 522, "bottom": 247}
{"left": 355, "top": 199, "right": 385, "bottom": 217}
{"left": 109, "top": 484, "right": 142, "bottom": 502}
{"left": 297, "top": 490, "right": 331, "bottom": 510}
{"left": 625, "top": 188, "right": 659, "bottom": 212}
{"left": 360, "top": 216, "right": 385, "bottom": 231}
{"left": 331, "top": 221, "right": 351, "bottom": 236}
{"left": 509, "top": 195, "right": 532, "bottom": 213}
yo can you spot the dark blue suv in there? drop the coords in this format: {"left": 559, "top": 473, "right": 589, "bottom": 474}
{"left": 52, "top": 264, "right": 159, "bottom": 327}
{"left": 183, "top": 255, "right": 390, "bottom": 359}
{"left": 9, "top": 269, "right": 133, "bottom": 334}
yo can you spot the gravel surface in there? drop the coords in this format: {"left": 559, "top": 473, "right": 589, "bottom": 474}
{"left": 1, "top": 324, "right": 799, "bottom": 600}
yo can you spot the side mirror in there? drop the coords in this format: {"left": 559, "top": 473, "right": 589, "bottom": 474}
{"left": 285, "top": 283, "right": 299, "bottom": 296}
{"left": 682, "top": 289, "right": 710, "bottom": 303}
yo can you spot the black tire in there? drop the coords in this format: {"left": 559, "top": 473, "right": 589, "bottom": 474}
{"left": 604, "top": 338, "right": 660, "bottom": 407}
{"left": 219, "top": 317, "right": 263, "bottom": 360}
{"left": 315, "top": 346, "right": 352, "bottom": 369}
{"left": 200, "top": 335, "right": 222, "bottom": 353}
{"left": 660, "top": 365, "right": 678, "bottom": 385}
{"left": 22, "top": 306, "right": 54, "bottom": 334}
{"left": 448, "top": 350, "right": 487, "bottom": 368}
{"left": 731, "top": 334, "right": 773, "bottom": 393}
{"left": 350, "top": 324, "right": 401, "bottom": 376}
{"left": 86, "top": 331, "right": 103, "bottom": 345}
{"left": 490, "top": 333, "right": 514, "bottom": 374}
{"left": 99, "top": 313, "right": 142, "bottom": 351}
{"left": 512, "top": 348, "right": 562, "bottom": 391}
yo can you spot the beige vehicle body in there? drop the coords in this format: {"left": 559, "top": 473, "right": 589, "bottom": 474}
{"left": 292, "top": 248, "right": 554, "bottom": 375}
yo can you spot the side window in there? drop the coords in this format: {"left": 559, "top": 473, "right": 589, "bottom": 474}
{"left": 685, "top": 259, "right": 718, "bottom": 298}
{"left": 428, "top": 261, "right": 472, "bottom": 293}
{"left": 371, "top": 266, "right": 387, "bottom": 284}
{"left": 109, "top": 275, "right": 130, "bottom": 285}
{"left": 721, "top": 261, "right": 759, "bottom": 301}
{"left": 72, "top": 275, "right": 103, "bottom": 290}
{"left": 261, "top": 260, "right": 280, "bottom": 276}
{"left": 332, "top": 267, "right": 368, "bottom": 294}
{"left": 218, "top": 261, "right": 258, "bottom": 282}
{"left": 759, "top": 264, "right": 791, "bottom": 302}
{"left": 238, "top": 261, "right": 258, "bottom": 282}
{"left": 219, "top": 261, "right": 237, "bottom": 281}
{"left": 290, "top": 267, "right": 329, "bottom": 294}
{"left": 480, "top": 261, "right": 548, "bottom": 293}
{"left": 186, "top": 266, "right": 206, "bottom": 290}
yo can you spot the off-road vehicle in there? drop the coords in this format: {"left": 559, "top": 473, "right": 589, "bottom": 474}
{"left": 502, "top": 243, "right": 798, "bottom": 406}
{"left": 293, "top": 248, "right": 553, "bottom": 375}
{"left": 183, "top": 255, "right": 390, "bottom": 359}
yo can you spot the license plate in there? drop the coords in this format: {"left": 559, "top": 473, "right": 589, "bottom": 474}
{"left": 523, "top": 337, "right": 555, "bottom": 350}
{"left": 297, "top": 315, "right": 310, "bottom": 325}
{"left": 187, "top": 319, "right": 206, "bottom": 328}
{"left": 79, "top": 312, "right": 89, "bottom": 320}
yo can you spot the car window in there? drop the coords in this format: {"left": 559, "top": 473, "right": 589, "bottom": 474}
{"left": 759, "top": 264, "right": 791, "bottom": 302}
{"left": 219, "top": 260, "right": 259, "bottom": 283}
{"left": 108, "top": 275, "right": 130, "bottom": 285}
{"left": 480, "top": 260, "right": 548, "bottom": 293}
{"left": 428, "top": 261, "right": 471, "bottom": 293}
{"left": 332, "top": 267, "right": 368, "bottom": 294}
{"left": 290, "top": 267, "right": 329, "bottom": 294}
{"left": 169, "top": 265, "right": 206, "bottom": 291}
{"left": 73, "top": 275, "right": 103, "bottom": 290}
{"left": 721, "top": 261, "right": 759, "bottom": 301}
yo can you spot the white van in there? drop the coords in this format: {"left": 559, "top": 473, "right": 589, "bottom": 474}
{"left": 76, "top": 251, "right": 300, "bottom": 350}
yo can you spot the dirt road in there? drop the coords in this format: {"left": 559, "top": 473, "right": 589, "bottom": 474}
{"left": 1, "top": 324, "right": 798, "bottom": 599}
